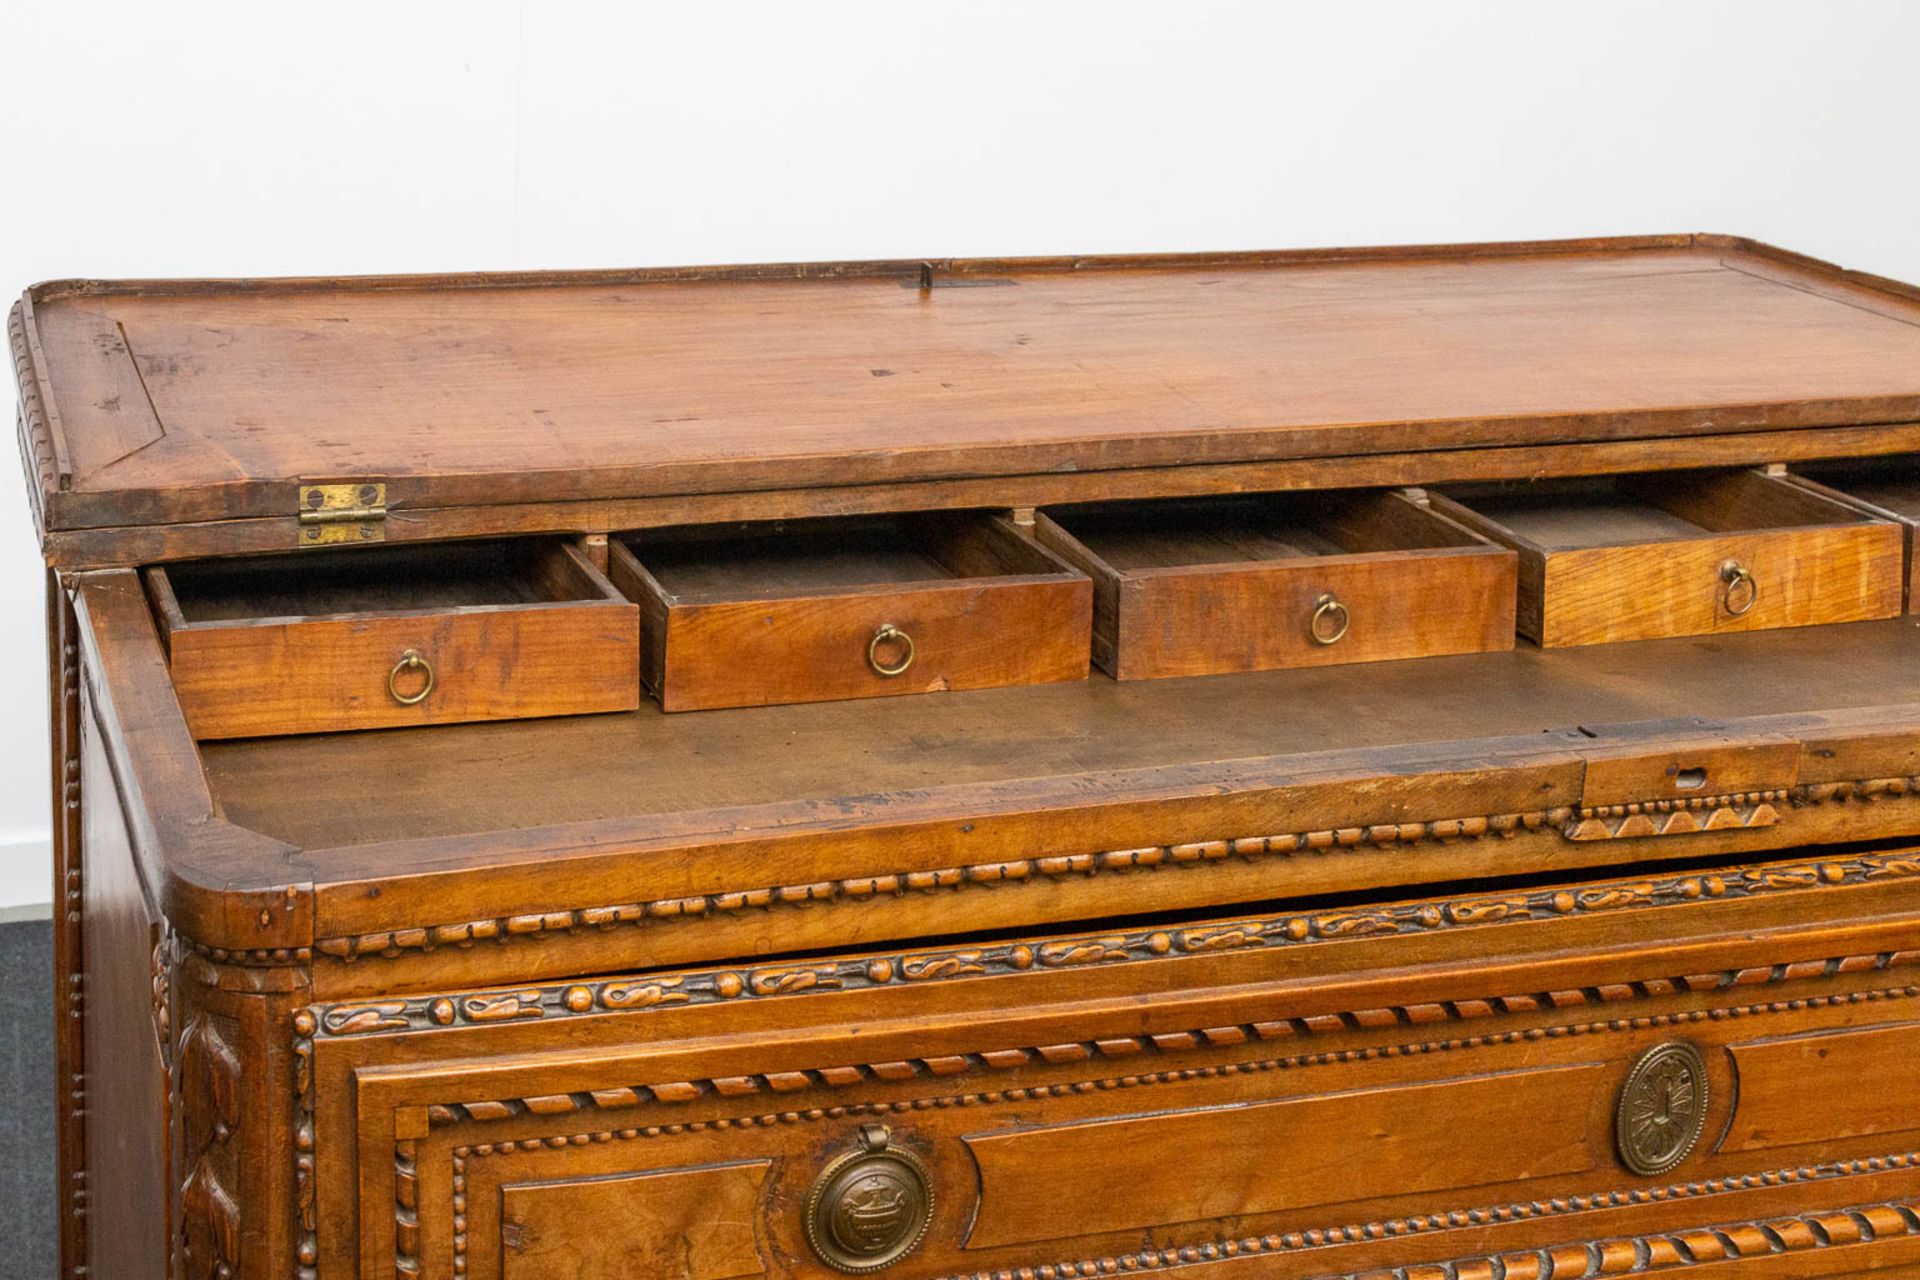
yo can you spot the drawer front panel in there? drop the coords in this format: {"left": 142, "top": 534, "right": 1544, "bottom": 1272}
{"left": 1534, "top": 525, "right": 1901, "bottom": 648}
{"left": 1113, "top": 546, "right": 1516, "bottom": 679}
{"left": 657, "top": 577, "right": 1092, "bottom": 711}
{"left": 302, "top": 857, "right": 1920, "bottom": 1280}
{"left": 962, "top": 1064, "right": 1603, "bottom": 1249}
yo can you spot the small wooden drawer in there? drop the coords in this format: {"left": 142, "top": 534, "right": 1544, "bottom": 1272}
{"left": 145, "top": 539, "right": 639, "bottom": 739}
{"left": 610, "top": 514, "right": 1092, "bottom": 711}
{"left": 1787, "top": 456, "right": 1920, "bottom": 612}
{"left": 1032, "top": 489, "right": 1517, "bottom": 680}
{"left": 1430, "top": 470, "right": 1905, "bottom": 647}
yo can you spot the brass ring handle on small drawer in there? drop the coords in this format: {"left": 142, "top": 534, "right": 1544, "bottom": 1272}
{"left": 804, "top": 1123, "right": 933, "bottom": 1273}
{"left": 868, "top": 624, "right": 915, "bottom": 677}
{"left": 1309, "top": 594, "right": 1350, "bottom": 645}
{"left": 387, "top": 649, "right": 435, "bottom": 705}
{"left": 1720, "top": 560, "right": 1758, "bottom": 617}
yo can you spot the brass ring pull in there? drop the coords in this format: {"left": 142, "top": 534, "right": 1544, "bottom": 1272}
{"left": 1309, "top": 594, "right": 1350, "bottom": 645}
{"left": 388, "top": 649, "right": 435, "bottom": 705}
{"left": 1720, "top": 560, "right": 1758, "bottom": 617}
{"left": 868, "top": 624, "right": 914, "bottom": 677}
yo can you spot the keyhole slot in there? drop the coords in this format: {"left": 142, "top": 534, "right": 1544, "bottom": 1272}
{"left": 1674, "top": 767, "right": 1707, "bottom": 791}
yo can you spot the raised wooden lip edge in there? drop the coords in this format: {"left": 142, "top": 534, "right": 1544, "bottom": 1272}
{"left": 17, "top": 233, "right": 1920, "bottom": 547}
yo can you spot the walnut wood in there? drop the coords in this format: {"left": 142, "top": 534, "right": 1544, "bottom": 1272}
{"left": 149, "top": 540, "right": 638, "bottom": 738}
{"left": 1787, "top": 457, "right": 1920, "bottom": 612}
{"left": 611, "top": 515, "right": 1091, "bottom": 711}
{"left": 25, "top": 237, "right": 1920, "bottom": 1279}
{"left": 1431, "top": 471, "right": 1905, "bottom": 645}
{"left": 1034, "top": 490, "right": 1516, "bottom": 678}
{"left": 18, "top": 236, "right": 1920, "bottom": 549}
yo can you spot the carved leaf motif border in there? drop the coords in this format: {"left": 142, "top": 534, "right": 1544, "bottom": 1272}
{"left": 305, "top": 779, "right": 1920, "bottom": 964}
{"left": 303, "top": 850, "right": 1920, "bottom": 1039}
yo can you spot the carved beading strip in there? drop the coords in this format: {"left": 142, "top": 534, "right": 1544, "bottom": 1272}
{"left": 1563, "top": 791, "right": 1787, "bottom": 841}
{"left": 918, "top": 1193, "right": 1920, "bottom": 1280}
{"left": 308, "top": 785, "right": 1920, "bottom": 963}
{"left": 293, "top": 1010, "right": 317, "bottom": 1280}
{"left": 423, "top": 973, "right": 1920, "bottom": 1128}
{"left": 304, "top": 852, "right": 1920, "bottom": 1039}
{"left": 9, "top": 299, "right": 60, "bottom": 527}
{"left": 394, "top": 1139, "right": 419, "bottom": 1280}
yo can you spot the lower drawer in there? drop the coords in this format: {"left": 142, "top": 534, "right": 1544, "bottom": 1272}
{"left": 303, "top": 849, "right": 1920, "bottom": 1280}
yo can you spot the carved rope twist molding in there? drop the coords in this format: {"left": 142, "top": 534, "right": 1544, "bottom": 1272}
{"left": 303, "top": 780, "right": 1920, "bottom": 965}
{"left": 424, "top": 977, "right": 1920, "bottom": 1128}
{"left": 930, "top": 1196, "right": 1920, "bottom": 1280}
{"left": 301, "top": 851, "right": 1920, "bottom": 1039}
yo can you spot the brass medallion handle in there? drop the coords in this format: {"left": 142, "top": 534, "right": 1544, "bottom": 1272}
{"left": 804, "top": 1123, "right": 934, "bottom": 1273}
{"left": 867, "top": 624, "right": 915, "bottom": 677}
{"left": 1309, "top": 593, "right": 1350, "bottom": 645}
{"left": 387, "top": 649, "right": 435, "bottom": 706}
{"left": 1720, "top": 559, "right": 1758, "bottom": 617}
{"left": 1615, "top": 1041, "right": 1710, "bottom": 1176}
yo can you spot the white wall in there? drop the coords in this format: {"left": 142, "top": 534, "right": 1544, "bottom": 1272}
{"left": 2, "top": 0, "right": 1917, "bottom": 907}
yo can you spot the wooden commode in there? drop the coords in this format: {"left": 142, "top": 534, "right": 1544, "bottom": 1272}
{"left": 14, "top": 233, "right": 1920, "bottom": 1280}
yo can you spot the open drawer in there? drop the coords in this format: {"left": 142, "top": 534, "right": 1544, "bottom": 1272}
{"left": 610, "top": 513, "right": 1092, "bottom": 711}
{"left": 1033, "top": 489, "right": 1517, "bottom": 679}
{"left": 1431, "top": 469, "right": 1904, "bottom": 647}
{"left": 307, "top": 848, "right": 1920, "bottom": 1280}
{"left": 1787, "top": 455, "right": 1920, "bottom": 613}
{"left": 145, "top": 539, "right": 639, "bottom": 739}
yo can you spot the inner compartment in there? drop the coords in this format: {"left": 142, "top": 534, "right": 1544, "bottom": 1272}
{"left": 1444, "top": 470, "right": 1868, "bottom": 551}
{"left": 1041, "top": 489, "right": 1481, "bottom": 569}
{"left": 619, "top": 512, "right": 1073, "bottom": 602}
{"left": 1795, "top": 454, "right": 1920, "bottom": 519}
{"left": 157, "top": 538, "right": 609, "bottom": 624}
{"left": 198, "top": 615, "right": 1920, "bottom": 849}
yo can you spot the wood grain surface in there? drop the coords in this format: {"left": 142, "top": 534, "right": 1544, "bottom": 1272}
{"left": 19, "top": 236, "right": 1920, "bottom": 537}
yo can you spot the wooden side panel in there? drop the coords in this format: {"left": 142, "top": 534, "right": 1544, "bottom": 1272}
{"left": 1721, "top": 1022, "right": 1920, "bottom": 1155}
{"left": 963, "top": 1064, "right": 1602, "bottom": 1248}
{"left": 498, "top": 1160, "right": 771, "bottom": 1280}
{"left": 1537, "top": 525, "right": 1902, "bottom": 647}
{"left": 47, "top": 571, "right": 86, "bottom": 1280}
{"left": 657, "top": 578, "right": 1091, "bottom": 712}
{"left": 166, "top": 601, "right": 639, "bottom": 738}
{"left": 79, "top": 697, "right": 168, "bottom": 1280}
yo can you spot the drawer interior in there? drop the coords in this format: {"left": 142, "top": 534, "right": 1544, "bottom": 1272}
{"left": 149, "top": 538, "right": 622, "bottom": 633}
{"left": 1440, "top": 469, "right": 1879, "bottom": 551}
{"left": 612, "top": 513, "right": 1093, "bottom": 711}
{"left": 617, "top": 512, "right": 1077, "bottom": 602}
{"left": 1794, "top": 454, "right": 1920, "bottom": 522}
{"left": 1041, "top": 488, "right": 1492, "bottom": 569}
{"left": 145, "top": 539, "right": 639, "bottom": 739}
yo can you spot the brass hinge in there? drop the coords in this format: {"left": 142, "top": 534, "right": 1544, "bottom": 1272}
{"left": 297, "top": 482, "right": 387, "bottom": 547}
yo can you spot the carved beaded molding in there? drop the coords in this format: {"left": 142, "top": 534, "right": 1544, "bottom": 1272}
{"left": 301, "top": 850, "right": 1920, "bottom": 1039}
{"left": 304, "top": 778, "right": 1920, "bottom": 965}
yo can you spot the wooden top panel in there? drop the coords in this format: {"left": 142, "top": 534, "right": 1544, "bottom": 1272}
{"left": 17, "top": 235, "right": 1920, "bottom": 535}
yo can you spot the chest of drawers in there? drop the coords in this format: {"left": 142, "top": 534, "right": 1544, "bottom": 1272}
{"left": 16, "top": 234, "right": 1920, "bottom": 1280}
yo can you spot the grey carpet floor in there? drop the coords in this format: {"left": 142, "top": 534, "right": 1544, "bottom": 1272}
{"left": 0, "top": 918, "right": 55, "bottom": 1280}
